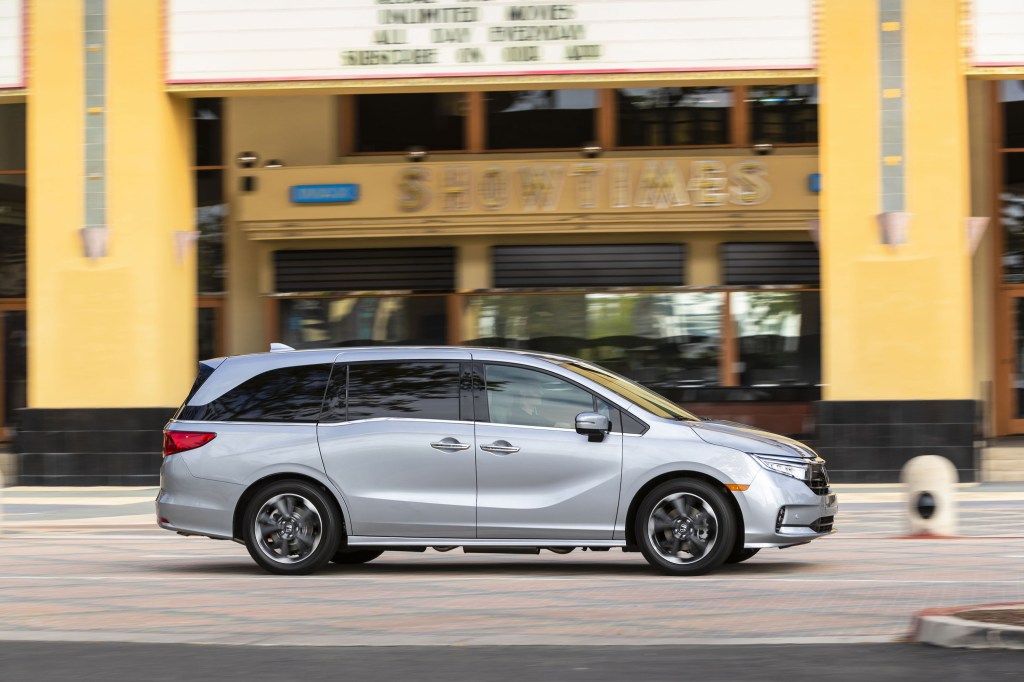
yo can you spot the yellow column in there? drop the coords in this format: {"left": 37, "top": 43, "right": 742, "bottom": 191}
{"left": 819, "top": 0, "right": 972, "bottom": 400}
{"left": 27, "top": 0, "right": 195, "bottom": 408}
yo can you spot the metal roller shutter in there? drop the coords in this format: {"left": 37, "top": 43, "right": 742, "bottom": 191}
{"left": 492, "top": 244, "right": 685, "bottom": 288}
{"left": 273, "top": 248, "right": 455, "bottom": 293}
{"left": 721, "top": 242, "right": 820, "bottom": 285}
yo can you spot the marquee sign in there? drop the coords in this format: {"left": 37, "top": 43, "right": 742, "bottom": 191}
{"left": 0, "top": 0, "right": 23, "bottom": 89}
{"left": 167, "top": 0, "right": 815, "bottom": 83}
{"left": 971, "top": 0, "right": 1024, "bottom": 66}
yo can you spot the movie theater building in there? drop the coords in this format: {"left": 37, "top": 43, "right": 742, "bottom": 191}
{"left": 2, "top": 0, "right": 1024, "bottom": 484}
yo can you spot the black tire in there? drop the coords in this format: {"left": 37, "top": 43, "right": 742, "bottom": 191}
{"left": 634, "top": 479, "right": 736, "bottom": 576}
{"left": 725, "top": 547, "right": 760, "bottom": 564}
{"left": 242, "top": 480, "right": 342, "bottom": 575}
{"left": 331, "top": 548, "right": 385, "bottom": 565}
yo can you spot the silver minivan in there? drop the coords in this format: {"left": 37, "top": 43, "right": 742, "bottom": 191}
{"left": 157, "top": 346, "right": 837, "bottom": 576}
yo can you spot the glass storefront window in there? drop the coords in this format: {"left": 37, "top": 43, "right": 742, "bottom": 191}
{"left": 279, "top": 296, "right": 449, "bottom": 348}
{"left": 1001, "top": 81, "right": 1024, "bottom": 149}
{"left": 464, "top": 292, "right": 723, "bottom": 390}
{"left": 486, "top": 90, "right": 597, "bottom": 149}
{"left": 732, "top": 291, "right": 820, "bottom": 386}
{"left": 0, "top": 104, "right": 26, "bottom": 171}
{"left": 196, "top": 170, "right": 225, "bottom": 293}
{"left": 1002, "top": 154, "right": 1024, "bottom": 283}
{"left": 355, "top": 93, "right": 466, "bottom": 152}
{"left": 616, "top": 87, "right": 732, "bottom": 147}
{"left": 193, "top": 99, "right": 222, "bottom": 167}
{"left": 3, "top": 310, "right": 26, "bottom": 430}
{"left": 0, "top": 104, "right": 26, "bottom": 299}
{"left": 748, "top": 84, "right": 818, "bottom": 144}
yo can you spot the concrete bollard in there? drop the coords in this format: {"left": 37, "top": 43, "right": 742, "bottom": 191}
{"left": 900, "top": 455, "right": 958, "bottom": 536}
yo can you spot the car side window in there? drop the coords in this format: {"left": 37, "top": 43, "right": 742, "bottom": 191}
{"left": 484, "top": 364, "right": 595, "bottom": 429}
{"left": 179, "top": 363, "right": 331, "bottom": 423}
{"left": 330, "top": 361, "right": 462, "bottom": 422}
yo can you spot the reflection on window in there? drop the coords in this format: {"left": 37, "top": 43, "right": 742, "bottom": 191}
{"left": 279, "top": 296, "right": 448, "bottom": 348}
{"left": 0, "top": 179, "right": 26, "bottom": 298}
{"left": 346, "top": 362, "right": 461, "bottom": 421}
{"left": 196, "top": 170, "right": 225, "bottom": 293}
{"left": 732, "top": 292, "right": 820, "bottom": 386}
{"left": 465, "top": 292, "right": 723, "bottom": 391}
{"left": 0, "top": 104, "right": 26, "bottom": 299}
{"left": 1001, "top": 81, "right": 1024, "bottom": 149}
{"left": 484, "top": 363, "right": 593, "bottom": 429}
{"left": 180, "top": 364, "right": 331, "bottom": 422}
{"left": 616, "top": 87, "right": 731, "bottom": 147}
{"left": 748, "top": 84, "right": 818, "bottom": 144}
{"left": 355, "top": 93, "right": 465, "bottom": 152}
{"left": 486, "top": 90, "right": 596, "bottom": 149}
{"left": 3, "top": 311, "right": 26, "bottom": 428}
{"left": 192, "top": 99, "right": 222, "bottom": 167}
{"left": 1003, "top": 154, "right": 1024, "bottom": 283}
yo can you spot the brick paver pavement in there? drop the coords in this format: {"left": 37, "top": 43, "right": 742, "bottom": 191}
{"left": 1, "top": 485, "right": 1022, "bottom": 646}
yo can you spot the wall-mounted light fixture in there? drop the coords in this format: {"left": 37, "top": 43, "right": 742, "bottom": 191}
{"left": 173, "top": 230, "right": 200, "bottom": 264}
{"left": 263, "top": 159, "right": 285, "bottom": 169}
{"left": 80, "top": 225, "right": 109, "bottom": 260}
{"left": 752, "top": 142, "right": 773, "bottom": 156}
{"left": 406, "top": 146, "right": 428, "bottom": 163}
{"left": 237, "top": 151, "right": 259, "bottom": 168}
{"left": 237, "top": 151, "right": 260, "bottom": 192}
{"left": 877, "top": 211, "right": 911, "bottom": 247}
{"left": 580, "top": 142, "right": 603, "bottom": 159}
{"left": 966, "top": 216, "right": 989, "bottom": 255}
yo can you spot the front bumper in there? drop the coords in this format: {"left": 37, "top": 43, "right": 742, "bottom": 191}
{"left": 735, "top": 468, "right": 839, "bottom": 548}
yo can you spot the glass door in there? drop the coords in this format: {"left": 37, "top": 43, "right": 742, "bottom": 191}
{"left": 998, "top": 292, "right": 1024, "bottom": 434}
{"left": 0, "top": 308, "right": 26, "bottom": 440}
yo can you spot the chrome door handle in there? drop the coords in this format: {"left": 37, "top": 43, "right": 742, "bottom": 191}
{"left": 480, "top": 440, "right": 520, "bottom": 455}
{"left": 430, "top": 438, "right": 471, "bottom": 452}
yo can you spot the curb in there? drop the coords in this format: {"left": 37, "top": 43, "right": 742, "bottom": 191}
{"left": 912, "top": 604, "right": 1024, "bottom": 649}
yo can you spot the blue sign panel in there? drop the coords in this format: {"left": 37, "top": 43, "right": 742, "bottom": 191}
{"left": 290, "top": 184, "right": 360, "bottom": 204}
{"left": 807, "top": 173, "right": 821, "bottom": 193}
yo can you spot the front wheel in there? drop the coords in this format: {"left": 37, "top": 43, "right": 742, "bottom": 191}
{"left": 242, "top": 480, "right": 341, "bottom": 575}
{"left": 635, "top": 479, "right": 736, "bottom": 576}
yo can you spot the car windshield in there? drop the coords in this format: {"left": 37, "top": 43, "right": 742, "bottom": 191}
{"left": 555, "top": 359, "right": 700, "bottom": 421}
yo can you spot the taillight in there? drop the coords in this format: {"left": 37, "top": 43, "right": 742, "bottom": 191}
{"left": 163, "top": 430, "right": 216, "bottom": 457}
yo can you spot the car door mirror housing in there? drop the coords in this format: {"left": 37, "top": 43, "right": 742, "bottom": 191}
{"left": 576, "top": 412, "right": 611, "bottom": 442}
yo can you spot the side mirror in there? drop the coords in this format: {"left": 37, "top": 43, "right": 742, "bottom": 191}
{"left": 576, "top": 412, "right": 611, "bottom": 442}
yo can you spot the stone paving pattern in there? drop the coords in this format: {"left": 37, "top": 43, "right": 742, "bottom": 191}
{"left": 0, "top": 485, "right": 1022, "bottom": 646}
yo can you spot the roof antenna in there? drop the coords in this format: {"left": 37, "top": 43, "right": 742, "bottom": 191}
{"left": 270, "top": 343, "right": 295, "bottom": 353}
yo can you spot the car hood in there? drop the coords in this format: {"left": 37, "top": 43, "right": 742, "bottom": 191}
{"left": 688, "top": 419, "right": 819, "bottom": 461}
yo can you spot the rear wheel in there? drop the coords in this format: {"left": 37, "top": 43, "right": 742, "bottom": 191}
{"left": 331, "top": 548, "right": 385, "bottom": 565}
{"left": 635, "top": 479, "right": 736, "bottom": 576}
{"left": 242, "top": 480, "right": 341, "bottom": 575}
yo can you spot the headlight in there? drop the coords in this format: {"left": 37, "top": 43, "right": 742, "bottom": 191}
{"left": 749, "top": 454, "right": 809, "bottom": 480}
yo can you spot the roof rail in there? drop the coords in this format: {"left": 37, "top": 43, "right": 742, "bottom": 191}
{"left": 269, "top": 343, "right": 295, "bottom": 353}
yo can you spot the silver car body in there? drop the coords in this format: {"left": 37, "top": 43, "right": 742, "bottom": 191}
{"left": 157, "top": 347, "right": 837, "bottom": 552}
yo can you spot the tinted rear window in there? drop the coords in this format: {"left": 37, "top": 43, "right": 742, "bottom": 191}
{"left": 342, "top": 362, "right": 462, "bottom": 422}
{"left": 178, "top": 363, "right": 331, "bottom": 423}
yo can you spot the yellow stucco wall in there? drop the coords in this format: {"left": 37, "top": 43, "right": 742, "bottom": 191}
{"left": 819, "top": 0, "right": 973, "bottom": 400}
{"left": 27, "top": 0, "right": 196, "bottom": 408}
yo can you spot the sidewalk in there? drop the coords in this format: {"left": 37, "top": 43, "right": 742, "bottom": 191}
{"left": 3, "top": 481, "right": 1024, "bottom": 530}
{"left": 3, "top": 481, "right": 1024, "bottom": 649}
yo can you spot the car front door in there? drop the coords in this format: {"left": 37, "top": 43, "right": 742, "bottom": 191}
{"left": 317, "top": 350, "right": 476, "bottom": 538}
{"left": 474, "top": 362, "right": 623, "bottom": 540}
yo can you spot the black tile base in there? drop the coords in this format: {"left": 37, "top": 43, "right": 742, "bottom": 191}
{"left": 815, "top": 400, "right": 978, "bottom": 483}
{"left": 13, "top": 408, "right": 177, "bottom": 485}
